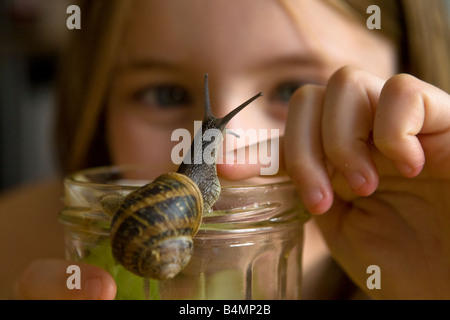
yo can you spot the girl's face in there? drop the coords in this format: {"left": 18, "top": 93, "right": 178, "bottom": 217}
{"left": 106, "top": 0, "right": 396, "bottom": 172}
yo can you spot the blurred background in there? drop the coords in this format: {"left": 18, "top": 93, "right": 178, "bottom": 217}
{"left": 0, "top": 0, "right": 70, "bottom": 191}
{"left": 0, "top": 0, "right": 449, "bottom": 192}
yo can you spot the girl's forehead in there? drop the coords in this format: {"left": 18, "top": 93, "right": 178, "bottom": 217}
{"left": 118, "top": 0, "right": 395, "bottom": 79}
{"left": 122, "top": 0, "right": 305, "bottom": 65}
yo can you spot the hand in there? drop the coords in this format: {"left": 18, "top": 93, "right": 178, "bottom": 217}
{"left": 13, "top": 259, "right": 116, "bottom": 300}
{"left": 219, "top": 66, "right": 450, "bottom": 299}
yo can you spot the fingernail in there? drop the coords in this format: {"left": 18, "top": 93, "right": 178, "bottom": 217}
{"left": 397, "top": 163, "right": 414, "bottom": 176}
{"left": 302, "top": 187, "right": 324, "bottom": 209}
{"left": 85, "top": 277, "right": 104, "bottom": 300}
{"left": 345, "top": 171, "right": 367, "bottom": 191}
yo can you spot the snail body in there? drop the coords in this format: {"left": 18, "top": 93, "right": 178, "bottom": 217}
{"left": 110, "top": 74, "right": 262, "bottom": 280}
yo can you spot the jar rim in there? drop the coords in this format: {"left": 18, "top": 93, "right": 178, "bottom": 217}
{"left": 61, "top": 165, "right": 310, "bottom": 234}
{"left": 65, "top": 164, "right": 294, "bottom": 191}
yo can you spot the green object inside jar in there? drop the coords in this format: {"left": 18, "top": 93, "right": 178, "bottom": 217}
{"left": 82, "top": 240, "right": 160, "bottom": 300}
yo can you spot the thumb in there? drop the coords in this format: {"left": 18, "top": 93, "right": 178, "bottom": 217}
{"left": 14, "top": 259, "right": 116, "bottom": 300}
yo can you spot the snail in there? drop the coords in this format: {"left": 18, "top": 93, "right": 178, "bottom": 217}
{"left": 110, "top": 74, "right": 263, "bottom": 280}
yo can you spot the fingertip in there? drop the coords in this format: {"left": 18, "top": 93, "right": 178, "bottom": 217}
{"left": 81, "top": 263, "right": 117, "bottom": 300}
{"left": 85, "top": 274, "right": 117, "bottom": 300}
{"left": 217, "top": 162, "right": 261, "bottom": 180}
{"left": 344, "top": 170, "right": 378, "bottom": 197}
{"left": 217, "top": 163, "right": 240, "bottom": 180}
{"left": 300, "top": 186, "right": 333, "bottom": 215}
{"left": 396, "top": 161, "right": 424, "bottom": 178}
{"left": 101, "top": 275, "right": 118, "bottom": 300}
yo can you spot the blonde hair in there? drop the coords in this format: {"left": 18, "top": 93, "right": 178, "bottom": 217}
{"left": 56, "top": 0, "right": 131, "bottom": 173}
{"left": 55, "top": 0, "right": 450, "bottom": 174}
{"left": 334, "top": 0, "right": 450, "bottom": 88}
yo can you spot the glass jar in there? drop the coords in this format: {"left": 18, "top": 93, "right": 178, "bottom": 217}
{"left": 59, "top": 165, "right": 310, "bottom": 300}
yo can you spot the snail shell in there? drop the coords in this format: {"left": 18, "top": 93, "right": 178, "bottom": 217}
{"left": 110, "top": 172, "right": 203, "bottom": 280}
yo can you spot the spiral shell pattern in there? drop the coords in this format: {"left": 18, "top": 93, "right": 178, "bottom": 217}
{"left": 110, "top": 172, "right": 203, "bottom": 280}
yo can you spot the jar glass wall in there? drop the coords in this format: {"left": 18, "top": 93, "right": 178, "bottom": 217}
{"left": 59, "top": 165, "right": 310, "bottom": 300}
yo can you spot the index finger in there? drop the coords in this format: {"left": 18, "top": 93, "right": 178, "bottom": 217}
{"left": 373, "top": 74, "right": 450, "bottom": 177}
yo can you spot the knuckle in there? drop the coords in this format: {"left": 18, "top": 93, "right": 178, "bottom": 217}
{"left": 373, "top": 133, "right": 403, "bottom": 156}
{"left": 324, "top": 138, "right": 370, "bottom": 171}
{"left": 327, "top": 66, "right": 365, "bottom": 91}
{"left": 372, "top": 134, "right": 394, "bottom": 149}
{"left": 323, "top": 140, "right": 350, "bottom": 160}
{"left": 381, "top": 73, "right": 421, "bottom": 100}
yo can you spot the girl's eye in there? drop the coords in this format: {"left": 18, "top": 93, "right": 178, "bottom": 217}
{"left": 136, "top": 85, "right": 191, "bottom": 109}
{"left": 267, "top": 81, "right": 308, "bottom": 121}
{"left": 272, "top": 82, "right": 305, "bottom": 104}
